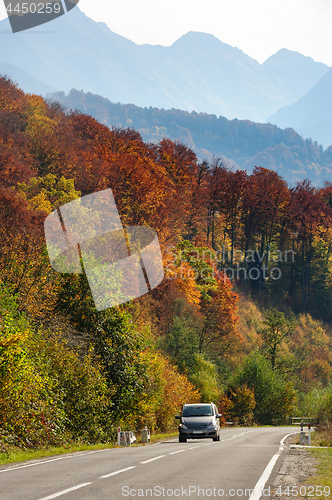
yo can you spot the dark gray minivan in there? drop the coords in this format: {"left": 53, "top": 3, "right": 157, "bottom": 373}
{"left": 176, "top": 403, "right": 221, "bottom": 442}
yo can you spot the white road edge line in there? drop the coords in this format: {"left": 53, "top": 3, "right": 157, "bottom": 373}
{"left": 100, "top": 466, "right": 136, "bottom": 479}
{"left": 140, "top": 455, "right": 166, "bottom": 464}
{"left": 0, "top": 449, "right": 109, "bottom": 474}
{"left": 0, "top": 456, "right": 75, "bottom": 473}
{"left": 37, "top": 482, "right": 92, "bottom": 500}
{"left": 169, "top": 450, "right": 185, "bottom": 455}
{"left": 248, "top": 432, "right": 299, "bottom": 500}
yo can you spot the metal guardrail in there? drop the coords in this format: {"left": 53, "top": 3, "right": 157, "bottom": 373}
{"left": 291, "top": 417, "right": 317, "bottom": 446}
{"left": 291, "top": 417, "right": 318, "bottom": 425}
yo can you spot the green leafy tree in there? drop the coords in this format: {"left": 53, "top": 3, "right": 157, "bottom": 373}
{"left": 164, "top": 298, "right": 200, "bottom": 372}
{"left": 91, "top": 308, "right": 149, "bottom": 423}
{"left": 258, "top": 308, "right": 296, "bottom": 370}
{"left": 233, "top": 353, "right": 296, "bottom": 424}
{"left": 17, "top": 173, "right": 81, "bottom": 213}
{"left": 227, "top": 385, "right": 256, "bottom": 426}
{"left": 188, "top": 354, "right": 220, "bottom": 402}
{"left": 0, "top": 286, "right": 66, "bottom": 448}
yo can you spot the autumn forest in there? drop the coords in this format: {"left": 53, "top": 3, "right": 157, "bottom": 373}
{"left": 1, "top": 76, "right": 332, "bottom": 452}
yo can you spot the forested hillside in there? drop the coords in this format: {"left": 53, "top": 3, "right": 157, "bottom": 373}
{"left": 1, "top": 78, "right": 332, "bottom": 454}
{"left": 50, "top": 89, "right": 332, "bottom": 186}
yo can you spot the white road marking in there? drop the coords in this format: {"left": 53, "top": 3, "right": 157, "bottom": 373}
{"left": 220, "top": 430, "right": 255, "bottom": 442}
{"left": 249, "top": 432, "right": 299, "bottom": 500}
{"left": 37, "top": 483, "right": 92, "bottom": 500}
{"left": 188, "top": 446, "right": 201, "bottom": 449}
{"left": 100, "top": 466, "right": 136, "bottom": 478}
{"left": 140, "top": 455, "right": 166, "bottom": 464}
{"left": 169, "top": 450, "right": 185, "bottom": 455}
{"left": 0, "top": 449, "right": 109, "bottom": 474}
{"left": 0, "top": 456, "right": 73, "bottom": 473}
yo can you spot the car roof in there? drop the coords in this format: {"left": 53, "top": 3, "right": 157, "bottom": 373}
{"left": 183, "top": 403, "right": 213, "bottom": 406}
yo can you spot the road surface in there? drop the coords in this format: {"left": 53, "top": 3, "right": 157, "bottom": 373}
{"left": 0, "top": 427, "right": 295, "bottom": 500}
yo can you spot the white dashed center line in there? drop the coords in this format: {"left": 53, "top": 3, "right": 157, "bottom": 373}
{"left": 37, "top": 483, "right": 92, "bottom": 500}
{"left": 140, "top": 455, "right": 166, "bottom": 464}
{"left": 100, "top": 466, "right": 137, "bottom": 479}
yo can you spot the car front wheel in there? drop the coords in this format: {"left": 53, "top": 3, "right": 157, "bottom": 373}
{"left": 213, "top": 432, "right": 220, "bottom": 442}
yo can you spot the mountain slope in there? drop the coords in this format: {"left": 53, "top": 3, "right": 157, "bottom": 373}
{"left": 0, "top": 7, "right": 329, "bottom": 122}
{"left": 49, "top": 88, "right": 332, "bottom": 187}
{"left": 268, "top": 67, "right": 332, "bottom": 149}
{"left": 0, "top": 61, "right": 55, "bottom": 95}
{"left": 263, "top": 48, "right": 329, "bottom": 104}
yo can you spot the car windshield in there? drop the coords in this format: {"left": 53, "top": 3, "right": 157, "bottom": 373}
{"left": 182, "top": 405, "right": 212, "bottom": 417}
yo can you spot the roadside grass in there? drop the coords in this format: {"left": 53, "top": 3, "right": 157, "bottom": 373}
{"left": 312, "top": 423, "right": 332, "bottom": 447}
{"left": 0, "top": 442, "right": 117, "bottom": 466}
{"left": 149, "top": 432, "right": 177, "bottom": 443}
{"left": 305, "top": 424, "right": 332, "bottom": 494}
{"left": 307, "top": 448, "right": 332, "bottom": 493}
{"left": 0, "top": 432, "right": 178, "bottom": 466}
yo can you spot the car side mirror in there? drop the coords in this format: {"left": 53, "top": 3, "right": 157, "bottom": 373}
{"left": 175, "top": 415, "right": 181, "bottom": 419}
{"left": 216, "top": 414, "right": 222, "bottom": 418}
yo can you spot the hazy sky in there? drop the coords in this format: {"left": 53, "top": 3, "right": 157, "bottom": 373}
{"left": 1, "top": 0, "right": 332, "bottom": 65}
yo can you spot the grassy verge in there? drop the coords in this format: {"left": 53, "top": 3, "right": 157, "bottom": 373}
{"left": 312, "top": 424, "right": 332, "bottom": 447}
{"left": 149, "top": 432, "right": 178, "bottom": 443}
{"left": 0, "top": 442, "right": 118, "bottom": 466}
{"left": 307, "top": 448, "right": 332, "bottom": 494}
{"left": 305, "top": 424, "right": 332, "bottom": 494}
{"left": 0, "top": 432, "right": 178, "bottom": 466}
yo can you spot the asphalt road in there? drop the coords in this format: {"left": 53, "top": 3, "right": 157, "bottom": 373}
{"left": 0, "top": 427, "right": 295, "bottom": 500}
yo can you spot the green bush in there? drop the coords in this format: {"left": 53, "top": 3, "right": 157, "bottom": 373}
{"left": 232, "top": 353, "right": 296, "bottom": 424}
{"left": 0, "top": 286, "right": 112, "bottom": 448}
{"left": 0, "top": 286, "right": 66, "bottom": 448}
{"left": 188, "top": 354, "right": 220, "bottom": 402}
{"left": 227, "top": 385, "right": 256, "bottom": 426}
{"left": 28, "top": 331, "right": 112, "bottom": 443}
{"left": 298, "top": 385, "right": 332, "bottom": 424}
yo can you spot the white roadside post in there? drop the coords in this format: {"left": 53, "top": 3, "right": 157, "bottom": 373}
{"left": 308, "top": 423, "right": 311, "bottom": 445}
{"left": 142, "top": 426, "right": 151, "bottom": 444}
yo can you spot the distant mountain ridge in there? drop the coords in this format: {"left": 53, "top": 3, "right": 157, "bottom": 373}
{"left": 0, "top": 6, "right": 329, "bottom": 123}
{"left": 262, "top": 48, "right": 329, "bottom": 104}
{"left": 268, "top": 67, "right": 332, "bottom": 149}
{"left": 0, "top": 62, "right": 56, "bottom": 95}
{"left": 50, "top": 88, "right": 332, "bottom": 187}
